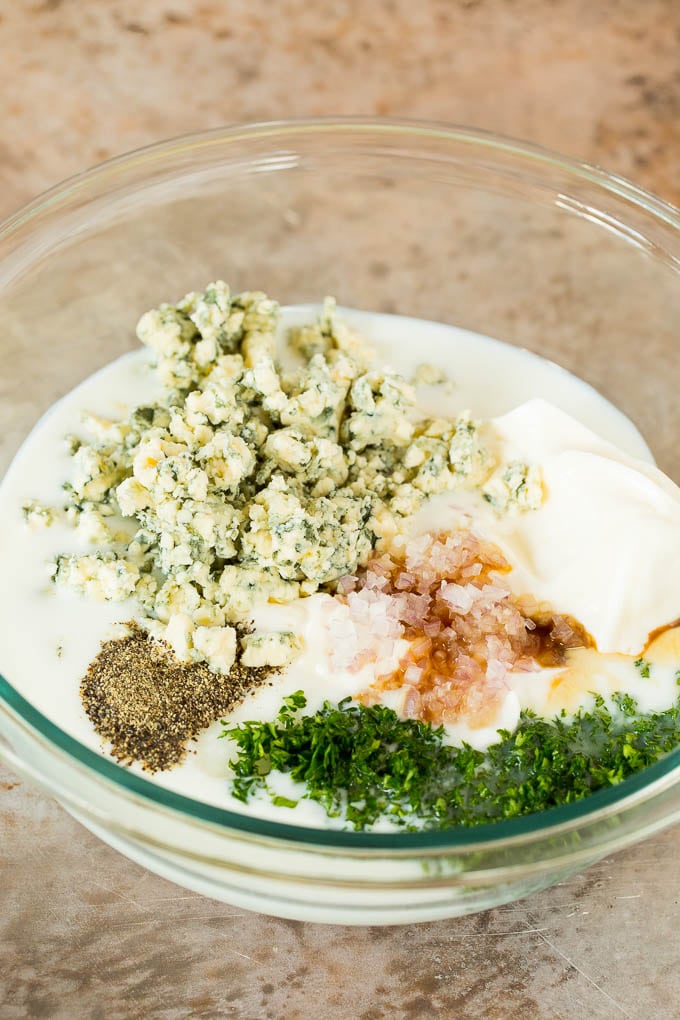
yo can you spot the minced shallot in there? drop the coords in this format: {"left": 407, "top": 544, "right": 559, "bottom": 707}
{"left": 333, "top": 530, "right": 589, "bottom": 728}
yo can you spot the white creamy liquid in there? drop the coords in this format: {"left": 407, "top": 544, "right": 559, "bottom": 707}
{"left": 0, "top": 307, "right": 676, "bottom": 827}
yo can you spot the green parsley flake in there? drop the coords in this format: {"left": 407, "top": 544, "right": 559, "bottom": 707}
{"left": 223, "top": 691, "right": 680, "bottom": 830}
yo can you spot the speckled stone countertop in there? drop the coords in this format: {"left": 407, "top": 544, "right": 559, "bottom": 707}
{"left": 2, "top": 2, "right": 680, "bottom": 1017}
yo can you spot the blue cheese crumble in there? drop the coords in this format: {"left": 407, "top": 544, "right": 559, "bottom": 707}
{"left": 43, "top": 285, "right": 543, "bottom": 672}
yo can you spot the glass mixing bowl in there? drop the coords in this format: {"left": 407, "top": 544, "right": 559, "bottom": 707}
{"left": 1, "top": 118, "right": 680, "bottom": 925}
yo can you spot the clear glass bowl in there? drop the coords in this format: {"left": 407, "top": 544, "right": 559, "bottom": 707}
{"left": 1, "top": 118, "right": 680, "bottom": 925}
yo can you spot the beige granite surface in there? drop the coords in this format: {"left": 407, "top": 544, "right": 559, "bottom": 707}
{"left": 2, "top": 1, "right": 680, "bottom": 1017}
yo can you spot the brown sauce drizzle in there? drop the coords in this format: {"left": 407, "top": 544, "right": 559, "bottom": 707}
{"left": 526, "top": 611, "right": 595, "bottom": 667}
{"left": 642, "top": 616, "right": 680, "bottom": 655}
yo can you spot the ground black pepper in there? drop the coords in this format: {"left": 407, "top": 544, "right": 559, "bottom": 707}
{"left": 80, "top": 624, "right": 275, "bottom": 772}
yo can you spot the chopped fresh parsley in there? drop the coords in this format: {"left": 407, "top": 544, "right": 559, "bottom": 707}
{"left": 634, "top": 657, "right": 651, "bottom": 678}
{"left": 223, "top": 691, "right": 680, "bottom": 831}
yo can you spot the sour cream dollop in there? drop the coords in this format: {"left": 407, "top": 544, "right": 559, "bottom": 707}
{"left": 418, "top": 399, "right": 680, "bottom": 656}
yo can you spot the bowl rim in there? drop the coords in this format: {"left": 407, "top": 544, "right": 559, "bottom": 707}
{"left": 2, "top": 115, "right": 680, "bottom": 853}
{"left": 3, "top": 115, "right": 680, "bottom": 241}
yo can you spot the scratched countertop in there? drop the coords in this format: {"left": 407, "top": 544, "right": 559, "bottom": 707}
{"left": 2, "top": 2, "right": 680, "bottom": 1017}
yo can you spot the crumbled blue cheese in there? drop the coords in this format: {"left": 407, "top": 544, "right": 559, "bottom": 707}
{"left": 402, "top": 413, "right": 493, "bottom": 496}
{"left": 74, "top": 505, "right": 114, "bottom": 544}
{"left": 240, "top": 630, "right": 303, "bottom": 668}
{"left": 411, "top": 362, "right": 448, "bottom": 386}
{"left": 193, "top": 624, "right": 238, "bottom": 673}
{"left": 52, "top": 553, "right": 139, "bottom": 601}
{"left": 218, "top": 565, "right": 301, "bottom": 615}
{"left": 342, "top": 373, "right": 416, "bottom": 452}
{"left": 483, "top": 462, "right": 544, "bottom": 514}
{"left": 22, "top": 501, "right": 56, "bottom": 528}
{"left": 241, "top": 475, "right": 374, "bottom": 585}
{"left": 288, "top": 296, "right": 373, "bottom": 369}
{"left": 44, "top": 283, "right": 544, "bottom": 674}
